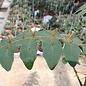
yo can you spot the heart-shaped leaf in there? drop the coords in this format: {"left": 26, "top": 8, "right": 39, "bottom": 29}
{"left": 20, "top": 38, "right": 37, "bottom": 70}
{"left": 43, "top": 38, "right": 63, "bottom": 70}
{"left": 0, "top": 46, "right": 14, "bottom": 71}
{"left": 63, "top": 42, "right": 81, "bottom": 67}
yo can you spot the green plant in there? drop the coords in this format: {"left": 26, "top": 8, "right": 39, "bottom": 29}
{"left": 0, "top": 29, "right": 82, "bottom": 71}
{"left": 75, "top": 3, "right": 86, "bottom": 21}
{"left": 1, "top": 0, "right": 85, "bottom": 71}
{"left": 0, "top": 1, "right": 86, "bottom": 85}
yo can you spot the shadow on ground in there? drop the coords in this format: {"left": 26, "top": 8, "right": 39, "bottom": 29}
{"left": 23, "top": 71, "right": 40, "bottom": 86}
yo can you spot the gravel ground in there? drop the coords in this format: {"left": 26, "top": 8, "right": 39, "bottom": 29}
{"left": 0, "top": 56, "right": 85, "bottom": 86}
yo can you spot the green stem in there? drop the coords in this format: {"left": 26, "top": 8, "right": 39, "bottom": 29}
{"left": 73, "top": 67, "right": 83, "bottom": 86}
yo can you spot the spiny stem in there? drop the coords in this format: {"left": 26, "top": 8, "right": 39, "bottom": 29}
{"left": 7, "top": 36, "right": 12, "bottom": 44}
{"left": 67, "top": 31, "right": 75, "bottom": 41}
{"left": 0, "top": 36, "right": 52, "bottom": 49}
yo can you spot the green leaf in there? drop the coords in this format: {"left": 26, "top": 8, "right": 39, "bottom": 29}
{"left": 55, "top": 32, "right": 63, "bottom": 39}
{"left": 72, "top": 37, "right": 83, "bottom": 45}
{"left": 43, "top": 38, "right": 63, "bottom": 70}
{"left": 36, "top": 30, "right": 53, "bottom": 37}
{"left": 14, "top": 33, "right": 25, "bottom": 40}
{"left": 0, "top": 38, "right": 9, "bottom": 45}
{"left": 0, "top": 38, "right": 17, "bottom": 71}
{"left": 62, "top": 58, "right": 67, "bottom": 64}
{"left": 63, "top": 42, "right": 81, "bottom": 67}
{"left": 12, "top": 32, "right": 32, "bottom": 50}
{"left": 0, "top": 46, "right": 14, "bottom": 71}
{"left": 20, "top": 38, "right": 37, "bottom": 70}
{"left": 61, "top": 34, "right": 69, "bottom": 40}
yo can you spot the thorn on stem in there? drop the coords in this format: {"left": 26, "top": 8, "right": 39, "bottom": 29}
{"left": 67, "top": 31, "right": 75, "bottom": 42}
{"left": 7, "top": 36, "right": 12, "bottom": 44}
{"left": 50, "top": 26, "right": 52, "bottom": 32}
{"left": 33, "top": 30, "right": 36, "bottom": 37}
{"left": 51, "top": 28, "right": 60, "bottom": 38}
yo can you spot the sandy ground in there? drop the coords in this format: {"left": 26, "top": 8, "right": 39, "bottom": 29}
{"left": 0, "top": 56, "right": 85, "bottom": 86}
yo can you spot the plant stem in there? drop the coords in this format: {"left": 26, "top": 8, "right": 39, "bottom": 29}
{"left": 73, "top": 67, "right": 83, "bottom": 86}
